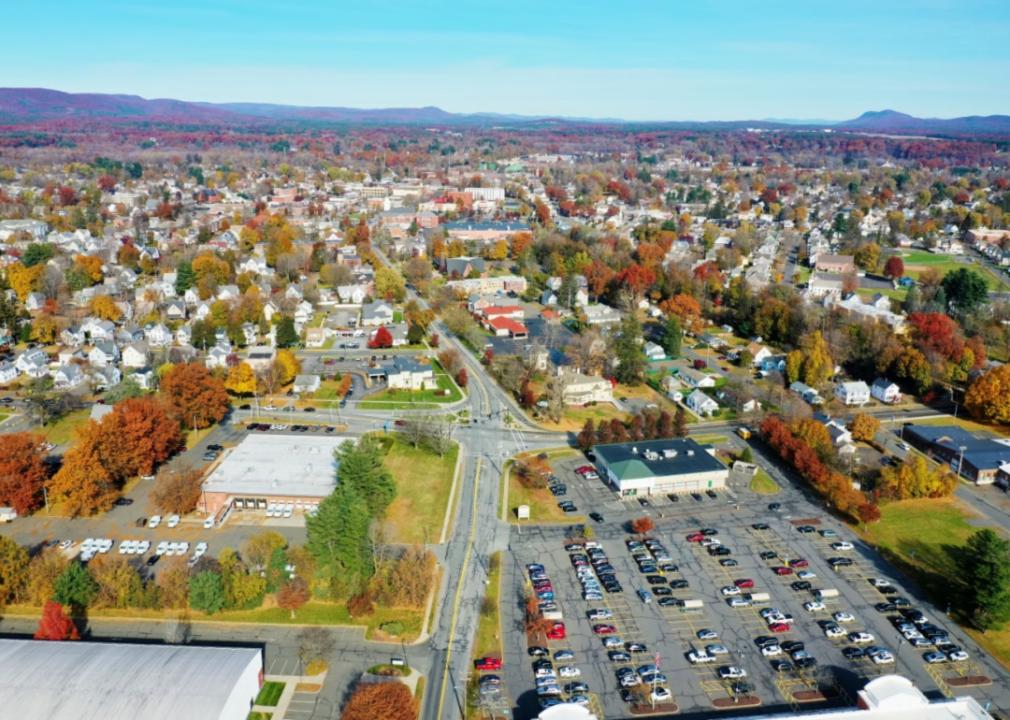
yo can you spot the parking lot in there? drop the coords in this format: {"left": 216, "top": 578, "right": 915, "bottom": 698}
{"left": 500, "top": 444, "right": 1010, "bottom": 720}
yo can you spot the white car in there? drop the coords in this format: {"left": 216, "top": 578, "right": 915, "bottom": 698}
{"left": 58, "top": 540, "right": 74, "bottom": 550}
{"left": 832, "top": 612, "right": 855, "bottom": 623}
{"left": 118, "top": 541, "right": 132, "bottom": 555}
{"left": 603, "top": 637, "right": 624, "bottom": 649}
{"left": 176, "top": 541, "right": 190, "bottom": 555}
{"left": 705, "top": 644, "right": 729, "bottom": 656}
{"left": 203, "top": 517, "right": 215, "bottom": 529}
{"left": 869, "top": 578, "right": 892, "bottom": 588}
{"left": 155, "top": 541, "right": 169, "bottom": 555}
{"left": 97, "top": 539, "right": 113, "bottom": 553}
{"left": 148, "top": 515, "right": 161, "bottom": 529}
{"left": 824, "top": 625, "right": 846, "bottom": 639}
{"left": 947, "top": 649, "right": 969, "bottom": 662}
{"left": 831, "top": 541, "right": 854, "bottom": 551}
{"left": 797, "top": 570, "right": 816, "bottom": 580}
{"left": 136, "top": 540, "right": 150, "bottom": 554}
{"left": 688, "top": 651, "right": 715, "bottom": 664}
{"left": 82, "top": 538, "right": 96, "bottom": 549}
{"left": 650, "top": 687, "right": 672, "bottom": 702}
{"left": 761, "top": 644, "right": 783, "bottom": 657}
{"left": 283, "top": 503, "right": 294, "bottom": 518}
{"left": 718, "top": 666, "right": 747, "bottom": 679}
{"left": 804, "top": 601, "right": 826, "bottom": 612}
{"left": 588, "top": 609, "right": 613, "bottom": 620}
{"left": 721, "top": 585, "right": 741, "bottom": 596}
{"left": 266, "top": 503, "right": 277, "bottom": 517}
{"left": 167, "top": 514, "right": 180, "bottom": 528}
{"left": 848, "top": 632, "right": 875, "bottom": 644}
{"left": 194, "top": 542, "right": 208, "bottom": 557}
{"left": 558, "top": 666, "right": 581, "bottom": 678}
{"left": 728, "top": 597, "right": 751, "bottom": 608}
{"left": 870, "top": 650, "right": 895, "bottom": 664}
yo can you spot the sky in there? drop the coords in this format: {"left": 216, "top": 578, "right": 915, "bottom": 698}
{"left": 7, "top": 0, "right": 1010, "bottom": 121}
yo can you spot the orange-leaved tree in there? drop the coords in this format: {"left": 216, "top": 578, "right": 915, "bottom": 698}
{"left": 342, "top": 681, "right": 417, "bottom": 720}
{"left": 104, "top": 396, "right": 184, "bottom": 477}
{"left": 0, "top": 432, "right": 51, "bottom": 515}
{"left": 160, "top": 362, "right": 229, "bottom": 429}
{"left": 276, "top": 577, "right": 310, "bottom": 619}
{"left": 48, "top": 431, "right": 119, "bottom": 517}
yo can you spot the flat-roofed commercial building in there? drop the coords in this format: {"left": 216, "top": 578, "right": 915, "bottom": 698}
{"left": 592, "top": 438, "right": 728, "bottom": 497}
{"left": 0, "top": 638, "right": 262, "bottom": 720}
{"left": 200, "top": 433, "right": 347, "bottom": 516}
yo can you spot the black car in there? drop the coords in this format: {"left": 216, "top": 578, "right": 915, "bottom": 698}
{"left": 652, "top": 586, "right": 673, "bottom": 596}
{"left": 791, "top": 581, "right": 812, "bottom": 591}
{"left": 874, "top": 602, "right": 897, "bottom": 613}
{"left": 669, "top": 579, "right": 690, "bottom": 589}
{"left": 752, "top": 523, "right": 770, "bottom": 530}
{"left": 667, "top": 493, "right": 679, "bottom": 503}
{"left": 114, "top": 497, "right": 134, "bottom": 506}
{"left": 771, "top": 660, "right": 794, "bottom": 673}
{"left": 135, "top": 517, "right": 147, "bottom": 527}
{"left": 796, "top": 525, "right": 816, "bottom": 534}
{"left": 754, "top": 636, "right": 778, "bottom": 648}
{"left": 705, "top": 490, "right": 717, "bottom": 498}
{"left": 842, "top": 647, "right": 865, "bottom": 660}
{"left": 207, "top": 444, "right": 223, "bottom": 451}
{"left": 626, "top": 642, "right": 648, "bottom": 653}
{"left": 794, "top": 656, "right": 817, "bottom": 669}
{"left": 645, "top": 575, "right": 666, "bottom": 585}
{"left": 781, "top": 641, "right": 805, "bottom": 653}
{"left": 891, "top": 597, "right": 911, "bottom": 608}
{"left": 719, "top": 558, "right": 739, "bottom": 567}
{"left": 145, "top": 555, "right": 160, "bottom": 567}
{"left": 657, "top": 597, "right": 679, "bottom": 607}
{"left": 691, "top": 492, "right": 703, "bottom": 501}
{"left": 659, "top": 563, "right": 678, "bottom": 573}
{"left": 768, "top": 502, "right": 782, "bottom": 511}
{"left": 759, "top": 550, "right": 778, "bottom": 560}
{"left": 589, "top": 512, "right": 604, "bottom": 522}
{"left": 708, "top": 546, "right": 731, "bottom": 556}
{"left": 637, "top": 497, "right": 650, "bottom": 507}
{"left": 829, "top": 557, "right": 854, "bottom": 567}
{"left": 528, "top": 646, "right": 550, "bottom": 657}
{"left": 700, "top": 528, "right": 718, "bottom": 536}
{"left": 731, "top": 681, "right": 753, "bottom": 695}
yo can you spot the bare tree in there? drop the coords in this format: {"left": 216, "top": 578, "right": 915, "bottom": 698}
{"left": 545, "top": 368, "right": 567, "bottom": 424}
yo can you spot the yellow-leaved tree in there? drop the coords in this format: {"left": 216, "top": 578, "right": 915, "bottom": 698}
{"left": 225, "top": 362, "right": 257, "bottom": 396}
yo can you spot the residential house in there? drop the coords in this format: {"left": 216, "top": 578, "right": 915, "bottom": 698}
{"left": 385, "top": 356, "right": 434, "bottom": 390}
{"left": 25, "top": 292, "right": 46, "bottom": 312}
{"left": 122, "top": 341, "right": 150, "bottom": 369}
{"left": 91, "top": 365, "right": 121, "bottom": 390}
{"left": 0, "top": 361, "right": 17, "bottom": 384}
{"left": 336, "top": 284, "right": 367, "bottom": 304}
{"left": 293, "top": 374, "right": 321, "bottom": 394}
{"left": 661, "top": 375, "right": 684, "bottom": 402}
{"left": 205, "top": 346, "right": 230, "bottom": 370}
{"left": 305, "top": 327, "right": 327, "bottom": 348}
{"left": 814, "top": 254, "right": 855, "bottom": 274}
{"left": 686, "top": 389, "right": 719, "bottom": 417}
{"left": 145, "top": 323, "right": 173, "bottom": 347}
{"left": 486, "top": 316, "right": 528, "bottom": 338}
{"left": 790, "top": 381, "right": 824, "bottom": 405}
{"left": 88, "top": 341, "right": 119, "bottom": 368}
{"left": 824, "top": 418, "right": 854, "bottom": 447}
{"left": 559, "top": 366, "right": 614, "bottom": 405}
{"left": 165, "top": 300, "right": 187, "bottom": 321}
{"left": 52, "top": 364, "right": 85, "bottom": 389}
{"left": 679, "top": 368, "right": 716, "bottom": 389}
{"left": 15, "top": 349, "right": 48, "bottom": 378}
{"left": 745, "top": 342, "right": 773, "bottom": 367}
{"left": 643, "top": 342, "right": 666, "bottom": 361}
{"left": 835, "top": 380, "right": 871, "bottom": 406}
{"left": 581, "top": 303, "right": 622, "bottom": 326}
{"left": 241, "top": 323, "right": 257, "bottom": 347}
{"left": 871, "top": 378, "right": 902, "bottom": 405}
{"left": 444, "top": 256, "right": 486, "bottom": 278}
{"left": 361, "top": 301, "right": 395, "bottom": 327}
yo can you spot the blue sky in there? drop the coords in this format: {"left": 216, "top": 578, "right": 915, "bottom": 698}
{"left": 8, "top": 0, "right": 1009, "bottom": 120}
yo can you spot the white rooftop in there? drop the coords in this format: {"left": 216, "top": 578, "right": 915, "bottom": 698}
{"left": 0, "top": 638, "right": 261, "bottom": 720}
{"left": 202, "top": 433, "right": 348, "bottom": 497}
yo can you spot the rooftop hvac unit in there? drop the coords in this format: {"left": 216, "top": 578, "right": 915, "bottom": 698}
{"left": 662, "top": 449, "right": 678, "bottom": 458}
{"left": 686, "top": 450, "right": 695, "bottom": 456}
{"left": 631, "top": 446, "right": 638, "bottom": 454}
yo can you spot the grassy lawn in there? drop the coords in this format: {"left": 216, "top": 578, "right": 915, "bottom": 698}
{"left": 312, "top": 379, "right": 347, "bottom": 401}
{"left": 255, "top": 682, "right": 285, "bottom": 707}
{"left": 908, "top": 416, "right": 1010, "bottom": 437}
{"left": 690, "top": 433, "right": 728, "bottom": 445}
{"left": 553, "top": 402, "right": 629, "bottom": 433}
{"left": 749, "top": 470, "right": 780, "bottom": 495}
{"left": 247, "top": 713, "right": 272, "bottom": 720}
{"left": 381, "top": 437, "right": 459, "bottom": 544}
{"left": 793, "top": 266, "right": 811, "bottom": 284}
{"left": 900, "top": 250, "right": 1010, "bottom": 291}
{"left": 473, "top": 552, "right": 503, "bottom": 658}
{"left": 41, "top": 408, "right": 91, "bottom": 445}
{"left": 185, "top": 425, "right": 214, "bottom": 450}
{"left": 856, "top": 287, "right": 907, "bottom": 302}
{"left": 358, "top": 360, "right": 463, "bottom": 410}
{"left": 0, "top": 410, "right": 10, "bottom": 423}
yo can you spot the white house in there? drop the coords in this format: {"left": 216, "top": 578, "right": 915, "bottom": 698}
{"left": 205, "top": 346, "right": 230, "bottom": 370}
{"left": 385, "top": 356, "right": 434, "bottom": 390}
{"left": 15, "top": 349, "right": 49, "bottom": 378}
{"left": 824, "top": 418, "right": 853, "bottom": 447}
{"left": 559, "top": 367, "right": 614, "bottom": 405}
{"left": 87, "top": 341, "right": 119, "bottom": 368}
{"left": 835, "top": 380, "right": 871, "bottom": 406}
{"left": 122, "top": 341, "right": 150, "bottom": 369}
{"left": 361, "top": 301, "right": 395, "bottom": 327}
{"left": 52, "top": 364, "right": 86, "bottom": 389}
{"left": 145, "top": 323, "right": 173, "bottom": 347}
{"left": 686, "top": 389, "right": 719, "bottom": 417}
{"left": 679, "top": 368, "right": 716, "bottom": 389}
{"left": 745, "top": 342, "right": 773, "bottom": 367}
{"left": 643, "top": 342, "right": 666, "bottom": 361}
{"left": 661, "top": 375, "right": 684, "bottom": 402}
{"left": 293, "top": 374, "right": 321, "bottom": 394}
{"left": 871, "top": 378, "right": 902, "bottom": 404}
{"left": 0, "top": 361, "right": 18, "bottom": 384}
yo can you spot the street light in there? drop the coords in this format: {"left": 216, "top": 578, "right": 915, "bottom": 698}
{"left": 958, "top": 445, "right": 967, "bottom": 478}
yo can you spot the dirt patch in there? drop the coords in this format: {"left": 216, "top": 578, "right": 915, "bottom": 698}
{"left": 789, "top": 517, "right": 822, "bottom": 526}
{"left": 713, "top": 696, "right": 761, "bottom": 709}
{"left": 295, "top": 683, "right": 322, "bottom": 693}
{"left": 630, "top": 702, "right": 679, "bottom": 715}
{"left": 947, "top": 675, "right": 992, "bottom": 687}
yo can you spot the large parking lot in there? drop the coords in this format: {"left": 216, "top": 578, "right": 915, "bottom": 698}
{"left": 499, "top": 445, "right": 1010, "bottom": 720}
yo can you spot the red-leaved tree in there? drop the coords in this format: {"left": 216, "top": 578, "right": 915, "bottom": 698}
{"left": 0, "top": 432, "right": 51, "bottom": 515}
{"left": 368, "top": 326, "right": 393, "bottom": 349}
{"left": 35, "top": 601, "right": 79, "bottom": 641}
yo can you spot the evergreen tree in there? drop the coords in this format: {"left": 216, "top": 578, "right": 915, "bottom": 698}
{"left": 964, "top": 529, "right": 1010, "bottom": 631}
{"left": 613, "top": 315, "right": 646, "bottom": 385}
{"left": 663, "top": 315, "right": 682, "bottom": 358}
{"left": 275, "top": 315, "right": 299, "bottom": 348}
{"left": 175, "top": 260, "right": 195, "bottom": 294}
{"left": 53, "top": 562, "right": 98, "bottom": 608}
{"left": 188, "top": 571, "right": 226, "bottom": 614}
{"left": 336, "top": 438, "right": 396, "bottom": 519}
{"left": 306, "top": 481, "right": 374, "bottom": 596}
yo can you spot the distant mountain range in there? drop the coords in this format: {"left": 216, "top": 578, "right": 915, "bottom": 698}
{"left": 1, "top": 88, "right": 1009, "bottom": 136}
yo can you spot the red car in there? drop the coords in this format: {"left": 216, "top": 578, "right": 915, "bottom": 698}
{"left": 547, "top": 622, "right": 566, "bottom": 640}
{"left": 474, "top": 657, "right": 503, "bottom": 671}
{"left": 768, "top": 622, "right": 791, "bottom": 633}
{"left": 734, "top": 578, "right": 755, "bottom": 589}
{"left": 576, "top": 466, "right": 596, "bottom": 475}
{"left": 686, "top": 533, "right": 705, "bottom": 543}
{"left": 789, "top": 558, "right": 809, "bottom": 569}
{"left": 773, "top": 566, "right": 794, "bottom": 576}
{"left": 593, "top": 623, "right": 617, "bottom": 635}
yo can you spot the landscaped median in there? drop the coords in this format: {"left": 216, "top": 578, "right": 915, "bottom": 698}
{"left": 357, "top": 358, "right": 464, "bottom": 410}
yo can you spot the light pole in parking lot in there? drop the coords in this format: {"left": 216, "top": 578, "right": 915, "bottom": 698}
{"left": 957, "top": 445, "right": 967, "bottom": 478}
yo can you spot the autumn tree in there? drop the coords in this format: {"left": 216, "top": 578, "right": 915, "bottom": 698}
{"left": 277, "top": 577, "right": 311, "bottom": 618}
{"left": 577, "top": 419, "right": 596, "bottom": 451}
{"left": 89, "top": 554, "right": 142, "bottom": 609}
{"left": 965, "top": 365, "right": 1010, "bottom": 423}
{"left": 786, "top": 331, "right": 833, "bottom": 386}
{"left": 275, "top": 349, "right": 301, "bottom": 385}
{"left": 89, "top": 295, "right": 122, "bottom": 322}
{"left": 879, "top": 455, "right": 957, "bottom": 499}
{"left": 0, "top": 432, "right": 50, "bottom": 515}
{"left": 150, "top": 466, "right": 204, "bottom": 514}
{"left": 883, "top": 256, "right": 905, "bottom": 279}
{"left": 849, "top": 414, "right": 881, "bottom": 443}
{"left": 49, "top": 437, "right": 119, "bottom": 516}
{"left": 630, "top": 516, "right": 655, "bottom": 535}
{"left": 0, "top": 535, "right": 29, "bottom": 605}
{"left": 104, "top": 396, "right": 184, "bottom": 477}
{"left": 243, "top": 532, "right": 288, "bottom": 570}
{"left": 25, "top": 547, "right": 69, "bottom": 606}
{"left": 369, "top": 326, "right": 393, "bottom": 349}
{"left": 437, "top": 348, "right": 463, "bottom": 377}
{"left": 160, "top": 362, "right": 229, "bottom": 429}
{"left": 374, "top": 266, "right": 406, "bottom": 301}
{"left": 341, "top": 681, "right": 417, "bottom": 720}
{"left": 34, "top": 601, "right": 79, "bottom": 641}
{"left": 673, "top": 406, "right": 688, "bottom": 437}
{"left": 225, "top": 362, "right": 257, "bottom": 396}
